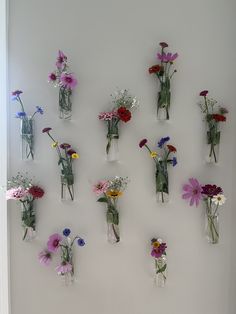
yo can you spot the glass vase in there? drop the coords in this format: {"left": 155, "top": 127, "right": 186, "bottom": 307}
{"left": 157, "top": 80, "right": 171, "bottom": 121}
{"left": 156, "top": 162, "right": 169, "bottom": 203}
{"left": 20, "top": 116, "right": 34, "bottom": 160}
{"left": 206, "top": 130, "right": 220, "bottom": 163}
{"left": 60, "top": 271, "right": 75, "bottom": 286}
{"left": 106, "top": 138, "right": 119, "bottom": 162}
{"left": 154, "top": 256, "right": 167, "bottom": 287}
{"left": 21, "top": 201, "right": 36, "bottom": 241}
{"left": 59, "top": 87, "right": 72, "bottom": 120}
{"left": 205, "top": 202, "right": 219, "bottom": 244}
{"left": 106, "top": 206, "right": 120, "bottom": 244}
{"left": 61, "top": 172, "right": 74, "bottom": 201}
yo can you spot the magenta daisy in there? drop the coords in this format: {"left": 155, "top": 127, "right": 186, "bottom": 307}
{"left": 182, "top": 178, "right": 203, "bottom": 207}
{"left": 47, "top": 233, "right": 62, "bottom": 253}
{"left": 60, "top": 73, "right": 77, "bottom": 90}
{"left": 93, "top": 180, "right": 109, "bottom": 196}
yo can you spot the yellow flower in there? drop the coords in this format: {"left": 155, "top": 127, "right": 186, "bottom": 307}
{"left": 106, "top": 190, "right": 123, "bottom": 198}
{"left": 150, "top": 151, "right": 157, "bottom": 158}
{"left": 51, "top": 141, "right": 58, "bottom": 148}
{"left": 152, "top": 241, "right": 160, "bottom": 248}
{"left": 71, "top": 153, "right": 79, "bottom": 159}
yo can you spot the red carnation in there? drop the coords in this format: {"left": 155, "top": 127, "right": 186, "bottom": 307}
{"left": 28, "top": 186, "right": 44, "bottom": 199}
{"left": 117, "top": 107, "right": 131, "bottom": 123}
{"left": 42, "top": 127, "right": 52, "bottom": 133}
{"left": 167, "top": 144, "right": 177, "bottom": 152}
{"left": 199, "top": 90, "right": 208, "bottom": 97}
{"left": 149, "top": 65, "right": 161, "bottom": 74}
{"left": 139, "top": 139, "right": 147, "bottom": 148}
{"left": 212, "top": 114, "right": 226, "bottom": 122}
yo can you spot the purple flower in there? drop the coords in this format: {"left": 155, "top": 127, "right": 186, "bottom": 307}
{"left": 42, "top": 127, "right": 52, "bottom": 133}
{"left": 15, "top": 111, "right": 26, "bottom": 118}
{"left": 56, "top": 50, "right": 67, "bottom": 69}
{"left": 77, "top": 238, "right": 85, "bottom": 247}
{"left": 199, "top": 90, "right": 208, "bottom": 97}
{"left": 55, "top": 262, "right": 72, "bottom": 275}
{"left": 60, "top": 73, "right": 77, "bottom": 90}
{"left": 159, "top": 42, "right": 168, "bottom": 48}
{"left": 47, "top": 233, "right": 62, "bottom": 253}
{"left": 139, "top": 139, "right": 147, "bottom": 148}
{"left": 48, "top": 72, "right": 57, "bottom": 82}
{"left": 182, "top": 178, "right": 203, "bottom": 207}
{"left": 60, "top": 143, "right": 71, "bottom": 149}
{"left": 38, "top": 250, "right": 52, "bottom": 266}
{"left": 151, "top": 243, "right": 167, "bottom": 258}
{"left": 63, "top": 228, "right": 71, "bottom": 237}
{"left": 201, "top": 184, "right": 222, "bottom": 197}
{"left": 172, "top": 157, "right": 177, "bottom": 167}
{"left": 12, "top": 90, "right": 23, "bottom": 96}
{"left": 36, "top": 106, "right": 44, "bottom": 115}
{"left": 158, "top": 136, "right": 170, "bottom": 148}
{"left": 157, "top": 52, "right": 178, "bottom": 62}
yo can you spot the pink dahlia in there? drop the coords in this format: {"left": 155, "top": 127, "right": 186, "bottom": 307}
{"left": 93, "top": 180, "right": 109, "bottom": 196}
{"left": 38, "top": 250, "right": 52, "bottom": 266}
{"left": 60, "top": 73, "right": 77, "bottom": 90}
{"left": 6, "top": 187, "right": 28, "bottom": 200}
{"left": 47, "top": 233, "right": 62, "bottom": 253}
{"left": 182, "top": 178, "right": 203, "bottom": 207}
{"left": 56, "top": 262, "right": 73, "bottom": 275}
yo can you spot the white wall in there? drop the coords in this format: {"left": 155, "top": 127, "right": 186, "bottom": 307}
{"left": 8, "top": 0, "right": 236, "bottom": 313}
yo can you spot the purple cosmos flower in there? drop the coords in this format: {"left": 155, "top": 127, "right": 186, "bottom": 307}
{"left": 60, "top": 73, "right": 77, "bottom": 90}
{"left": 38, "top": 250, "right": 52, "bottom": 266}
{"left": 55, "top": 262, "right": 72, "bottom": 275}
{"left": 36, "top": 106, "right": 43, "bottom": 115}
{"left": 158, "top": 136, "right": 170, "bottom": 148}
{"left": 77, "top": 238, "right": 85, "bottom": 246}
{"left": 139, "top": 139, "right": 147, "bottom": 148}
{"left": 182, "top": 178, "right": 203, "bottom": 207}
{"left": 172, "top": 157, "right": 177, "bottom": 167}
{"left": 42, "top": 127, "right": 52, "bottom": 133}
{"left": 157, "top": 52, "right": 178, "bottom": 62}
{"left": 47, "top": 233, "right": 62, "bottom": 253}
{"left": 63, "top": 228, "right": 71, "bottom": 237}
{"left": 15, "top": 111, "right": 26, "bottom": 118}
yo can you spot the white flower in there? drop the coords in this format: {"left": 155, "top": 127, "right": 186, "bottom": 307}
{"left": 212, "top": 194, "right": 226, "bottom": 206}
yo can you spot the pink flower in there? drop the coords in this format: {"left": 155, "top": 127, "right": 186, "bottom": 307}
{"left": 55, "top": 262, "right": 73, "bottom": 274}
{"left": 48, "top": 72, "right": 57, "bottom": 82}
{"left": 182, "top": 178, "right": 203, "bottom": 207}
{"left": 38, "top": 250, "right": 52, "bottom": 266}
{"left": 98, "top": 111, "right": 118, "bottom": 121}
{"left": 47, "top": 233, "right": 62, "bottom": 253}
{"left": 60, "top": 73, "right": 77, "bottom": 90}
{"left": 157, "top": 52, "right": 178, "bottom": 62}
{"left": 93, "top": 180, "right": 109, "bottom": 196}
{"left": 56, "top": 50, "right": 67, "bottom": 69}
{"left": 6, "top": 187, "right": 28, "bottom": 200}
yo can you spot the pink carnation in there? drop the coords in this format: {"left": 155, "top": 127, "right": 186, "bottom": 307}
{"left": 6, "top": 187, "right": 28, "bottom": 200}
{"left": 98, "top": 111, "right": 118, "bottom": 121}
{"left": 60, "top": 73, "right": 77, "bottom": 90}
{"left": 56, "top": 262, "right": 73, "bottom": 275}
{"left": 93, "top": 180, "right": 109, "bottom": 196}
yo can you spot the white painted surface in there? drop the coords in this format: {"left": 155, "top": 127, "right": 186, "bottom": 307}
{"left": 8, "top": 0, "right": 236, "bottom": 313}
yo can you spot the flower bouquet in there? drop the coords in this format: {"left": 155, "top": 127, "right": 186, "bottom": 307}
{"left": 11, "top": 90, "right": 43, "bottom": 160}
{"left": 139, "top": 137, "right": 177, "bottom": 203}
{"left": 39, "top": 228, "right": 85, "bottom": 285}
{"left": 6, "top": 173, "right": 44, "bottom": 241}
{"left": 93, "top": 176, "right": 128, "bottom": 244}
{"left": 42, "top": 128, "right": 79, "bottom": 201}
{"left": 98, "top": 89, "right": 138, "bottom": 162}
{"left": 182, "top": 178, "right": 226, "bottom": 244}
{"left": 48, "top": 50, "right": 77, "bottom": 120}
{"left": 151, "top": 238, "right": 167, "bottom": 287}
{"left": 149, "top": 42, "right": 178, "bottom": 120}
{"left": 199, "top": 90, "right": 228, "bottom": 163}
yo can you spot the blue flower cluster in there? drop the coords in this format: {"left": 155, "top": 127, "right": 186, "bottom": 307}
{"left": 158, "top": 136, "right": 170, "bottom": 148}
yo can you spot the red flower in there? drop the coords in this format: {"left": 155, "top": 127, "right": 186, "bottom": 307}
{"left": 117, "top": 107, "right": 131, "bottom": 123}
{"left": 28, "top": 186, "right": 44, "bottom": 199}
{"left": 167, "top": 144, "right": 177, "bottom": 152}
{"left": 42, "top": 127, "right": 52, "bottom": 133}
{"left": 139, "top": 139, "right": 147, "bottom": 148}
{"left": 199, "top": 90, "right": 208, "bottom": 97}
{"left": 201, "top": 184, "right": 222, "bottom": 197}
{"left": 212, "top": 114, "right": 226, "bottom": 122}
{"left": 60, "top": 143, "right": 71, "bottom": 149}
{"left": 67, "top": 149, "right": 76, "bottom": 156}
{"left": 149, "top": 65, "right": 161, "bottom": 74}
{"left": 159, "top": 42, "right": 168, "bottom": 48}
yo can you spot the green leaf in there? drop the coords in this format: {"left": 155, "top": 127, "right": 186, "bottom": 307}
{"left": 156, "top": 263, "right": 167, "bottom": 274}
{"left": 97, "top": 197, "right": 108, "bottom": 203}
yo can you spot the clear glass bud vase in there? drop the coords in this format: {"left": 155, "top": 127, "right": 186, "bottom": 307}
{"left": 60, "top": 271, "right": 75, "bottom": 286}
{"left": 206, "top": 130, "right": 220, "bottom": 163}
{"left": 156, "top": 162, "right": 169, "bottom": 203}
{"left": 106, "top": 136, "right": 119, "bottom": 162}
{"left": 61, "top": 172, "right": 74, "bottom": 201}
{"left": 157, "top": 80, "right": 171, "bottom": 121}
{"left": 154, "top": 256, "right": 167, "bottom": 287}
{"left": 106, "top": 206, "right": 120, "bottom": 244}
{"left": 21, "top": 201, "right": 36, "bottom": 241}
{"left": 205, "top": 210, "right": 219, "bottom": 244}
{"left": 58, "top": 249, "right": 75, "bottom": 286}
{"left": 20, "top": 116, "right": 34, "bottom": 160}
{"left": 59, "top": 87, "right": 72, "bottom": 120}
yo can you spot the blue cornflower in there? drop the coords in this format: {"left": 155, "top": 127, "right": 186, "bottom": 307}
{"left": 158, "top": 136, "right": 170, "bottom": 148}
{"left": 77, "top": 238, "right": 85, "bottom": 247}
{"left": 36, "top": 106, "right": 44, "bottom": 115}
{"left": 15, "top": 111, "right": 26, "bottom": 118}
{"left": 172, "top": 157, "right": 177, "bottom": 167}
{"left": 63, "top": 228, "right": 71, "bottom": 237}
